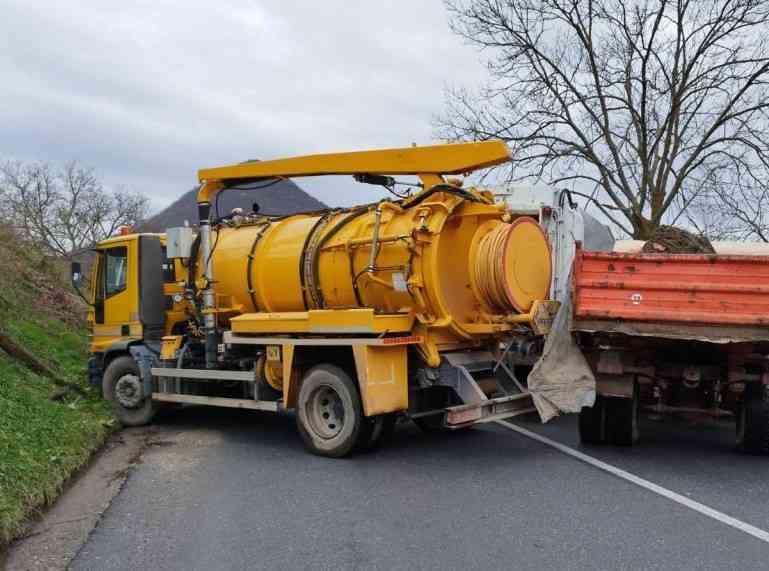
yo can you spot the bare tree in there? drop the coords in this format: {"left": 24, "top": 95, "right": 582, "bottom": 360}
{"left": 683, "top": 176, "right": 769, "bottom": 241}
{"left": 0, "top": 160, "right": 149, "bottom": 256}
{"left": 438, "top": 0, "right": 769, "bottom": 239}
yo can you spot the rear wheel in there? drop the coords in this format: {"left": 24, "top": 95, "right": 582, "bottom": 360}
{"left": 604, "top": 381, "right": 640, "bottom": 446}
{"left": 296, "top": 365, "right": 364, "bottom": 458}
{"left": 579, "top": 382, "right": 639, "bottom": 446}
{"left": 578, "top": 395, "right": 606, "bottom": 445}
{"left": 605, "top": 397, "right": 639, "bottom": 446}
{"left": 103, "top": 355, "right": 157, "bottom": 426}
{"left": 737, "top": 382, "right": 769, "bottom": 455}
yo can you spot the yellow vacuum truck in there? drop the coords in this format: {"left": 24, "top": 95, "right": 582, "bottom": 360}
{"left": 75, "top": 141, "right": 556, "bottom": 456}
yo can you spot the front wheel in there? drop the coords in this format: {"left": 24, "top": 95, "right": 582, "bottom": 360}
{"left": 296, "top": 365, "right": 365, "bottom": 458}
{"left": 103, "top": 355, "right": 157, "bottom": 426}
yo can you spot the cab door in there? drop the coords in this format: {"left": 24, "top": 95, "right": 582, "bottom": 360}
{"left": 91, "top": 239, "right": 141, "bottom": 352}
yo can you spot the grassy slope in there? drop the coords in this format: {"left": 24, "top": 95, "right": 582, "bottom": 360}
{"left": 0, "top": 231, "right": 113, "bottom": 545}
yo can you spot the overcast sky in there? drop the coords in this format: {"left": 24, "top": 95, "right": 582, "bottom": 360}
{"left": 0, "top": 0, "right": 489, "bottom": 211}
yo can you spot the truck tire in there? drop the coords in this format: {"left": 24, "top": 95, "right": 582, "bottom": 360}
{"left": 604, "top": 382, "right": 640, "bottom": 446}
{"left": 578, "top": 396, "right": 605, "bottom": 445}
{"left": 103, "top": 356, "right": 157, "bottom": 427}
{"left": 296, "top": 364, "right": 365, "bottom": 458}
{"left": 737, "top": 382, "right": 769, "bottom": 455}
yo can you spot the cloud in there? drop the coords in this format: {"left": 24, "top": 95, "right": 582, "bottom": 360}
{"left": 0, "top": 0, "right": 487, "bottom": 210}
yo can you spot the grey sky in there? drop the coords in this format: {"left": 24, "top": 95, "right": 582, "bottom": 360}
{"left": 0, "top": 1, "right": 487, "bottom": 211}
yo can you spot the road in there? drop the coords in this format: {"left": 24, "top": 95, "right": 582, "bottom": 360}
{"left": 70, "top": 407, "right": 769, "bottom": 570}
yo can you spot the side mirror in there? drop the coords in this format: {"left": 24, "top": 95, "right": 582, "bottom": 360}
{"left": 70, "top": 260, "right": 94, "bottom": 307}
{"left": 71, "top": 261, "right": 83, "bottom": 287}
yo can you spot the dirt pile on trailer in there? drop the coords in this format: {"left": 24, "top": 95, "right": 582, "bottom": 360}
{"left": 641, "top": 225, "right": 715, "bottom": 254}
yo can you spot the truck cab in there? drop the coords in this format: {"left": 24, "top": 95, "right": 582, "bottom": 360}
{"left": 86, "top": 234, "right": 182, "bottom": 387}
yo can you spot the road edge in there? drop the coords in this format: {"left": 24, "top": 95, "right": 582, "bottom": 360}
{"left": 3, "top": 427, "right": 154, "bottom": 571}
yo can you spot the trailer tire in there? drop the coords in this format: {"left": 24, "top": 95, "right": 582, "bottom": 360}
{"left": 737, "top": 382, "right": 769, "bottom": 455}
{"left": 296, "top": 364, "right": 364, "bottom": 458}
{"left": 605, "top": 382, "right": 640, "bottom": 446}
{"left": 578, "top": 396, "right": 606, "bottom": 445}
{"left": 103, "top": 356, "right": 157, "bottom": 427}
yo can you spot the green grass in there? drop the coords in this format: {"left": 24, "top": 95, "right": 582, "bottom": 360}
{"left": 4, "top": 317, "right": 90, "bottom": 379}
{"left": 0, "top": 230, "right": 114, "bottom": 544}
{"left": 0, "top": 317, "right": 113, "bottom": 545}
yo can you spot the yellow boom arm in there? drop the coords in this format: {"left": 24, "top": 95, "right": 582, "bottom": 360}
{"left": 196, "top": 140, "right": 510, "bottom": 203}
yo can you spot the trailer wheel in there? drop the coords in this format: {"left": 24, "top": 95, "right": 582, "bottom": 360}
{"left": 578, "top": 396, "right": 605, "bottom": 445}
{"left": 605, "top": 382, "right": 640, "bottom": 446}
{"left": 737, "top": 382, "right": 769, "bottom": 455}
{"left": 296, "top": 364, "right": 364, "bottom": 458}
{"left": 103, "top": 356, "right": 157, "bottom": 427}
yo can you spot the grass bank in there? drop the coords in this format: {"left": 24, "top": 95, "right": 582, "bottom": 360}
{"left": 0, "top": 318, "right": 113, "bottom": 545}
{"left": 0, "top": 230, "right": 113, "bottom": 545}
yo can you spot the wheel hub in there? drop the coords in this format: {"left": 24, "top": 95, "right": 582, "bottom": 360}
{"left": 307, "top": 385, "right": 345, "bottom": 439}
{"left": 115, "top": 374, "right": 143, "bottom": 409}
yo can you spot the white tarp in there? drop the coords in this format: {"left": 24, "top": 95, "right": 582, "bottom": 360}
{"left": 527, "top": 292, "right": 596, "bottom": 422}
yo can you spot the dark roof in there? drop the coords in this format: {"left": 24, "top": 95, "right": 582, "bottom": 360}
{"left": 139, "top": 178, "right": 326, "bottom": 232}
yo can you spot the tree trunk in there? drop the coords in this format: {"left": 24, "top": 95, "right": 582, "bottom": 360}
{"left": 0, "top": 330, "right": 89, "bottom": 398}
{"left": 632, "top": 214, "right": 657, "bottom": 240}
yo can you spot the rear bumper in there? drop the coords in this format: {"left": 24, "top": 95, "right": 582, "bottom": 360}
{"left": 410, "top": 392, "right": 537, "bottom": 429}
{"left": 445, "top": 392, "right": 536, "bottom": 427}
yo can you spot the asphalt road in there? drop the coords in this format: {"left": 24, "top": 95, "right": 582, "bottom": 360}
{"left": 71, "top": 408, "right": 769, "bottom": 570}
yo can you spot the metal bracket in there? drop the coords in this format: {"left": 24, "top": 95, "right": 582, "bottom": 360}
{"left": 438, "top": 356, "right": 487, "bottom": 404}
{"left": 129, "top": 344, "right": 159, "bottom": 395}
{"left": 431, "top": 350, "right": 535, "bottom": 426}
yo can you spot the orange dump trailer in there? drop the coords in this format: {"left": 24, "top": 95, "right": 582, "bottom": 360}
{"left": 572, "top": 247, "right": 769, "bottom": 454}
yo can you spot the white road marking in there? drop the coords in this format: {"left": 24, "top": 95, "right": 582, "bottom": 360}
{"left": 496, "top": 419, "right": 769, "bottom": 545}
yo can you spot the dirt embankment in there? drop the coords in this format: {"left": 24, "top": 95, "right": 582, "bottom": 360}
{"left": 0, "top": 226, "right": 113, "bottom": 546}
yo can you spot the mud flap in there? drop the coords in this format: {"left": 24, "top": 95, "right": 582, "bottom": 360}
{"left": 129, "top": 345, "right": 158, "bottom": 396}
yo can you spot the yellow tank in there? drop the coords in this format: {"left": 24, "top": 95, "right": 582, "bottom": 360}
{"left": 207, "top": 188, "right": 552, "bottom": 366}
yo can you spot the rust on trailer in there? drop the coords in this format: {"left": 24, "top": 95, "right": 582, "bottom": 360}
{"left": 573, "top": 247, "right": 769, "bottom": 329}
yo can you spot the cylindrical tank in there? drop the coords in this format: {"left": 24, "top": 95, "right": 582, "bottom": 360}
{"left": 206, "top": 190, "right": 552, "bottom": 364}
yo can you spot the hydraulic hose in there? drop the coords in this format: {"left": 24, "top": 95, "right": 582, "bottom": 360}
{"left": 473, "top": 224, "right": 515, "bottom": 313}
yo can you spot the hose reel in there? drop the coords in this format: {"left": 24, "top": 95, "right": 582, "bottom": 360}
{"left": 472, "top": 217, "right": 552, "bottom": 315}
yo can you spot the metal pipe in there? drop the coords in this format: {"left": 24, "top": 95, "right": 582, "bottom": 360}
{"left": 198, "top": 200, "right": 218, "bottom": 368}
{"left": 367, "top": 202, "right": 384, "bottom": 272}
{"left": 320, "top": 233, "right": 410, "bottom": 251}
